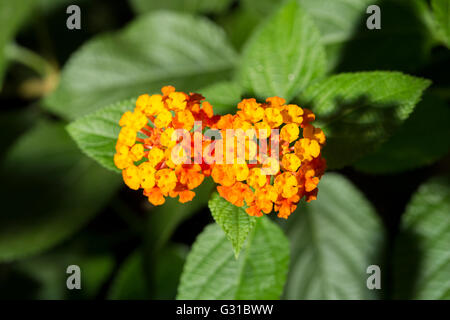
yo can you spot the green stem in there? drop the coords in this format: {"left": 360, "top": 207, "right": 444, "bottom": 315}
{"left": 5, "top": 42, "right": 53, "bottom": 77}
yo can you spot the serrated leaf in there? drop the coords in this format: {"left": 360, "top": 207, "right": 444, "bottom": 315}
{"left": 208, "top": 192, "right": 256, "bottom": 257}
{"left": 67, "top": 98, "right": 135, "bottom": 172}
{"left": 282, "top": 173, "right": 385, "bottom": 299}
{"left": 44, "top": 11, "right": 238, "bottom": 119}
{"left": 130, "top": 0, "right": 233, "bottom": 15}
{"left": 432, "top": 0, "right": 450, "bottom": 48}
{"left": 177, "top": 217, "right": 290, "bottom": 299}
{"left": 238, "top": 0, "right": 326, "bottom": 102}
{"left": 200, "top": 81, "right": 242, "bottom": 115}
{"left": 300, "top": 71, "right": 431, "bottom": 169}
{"left": 355, "top": 94, "right": 450, "bottom": 174}
{"left": 0, "top": 121, "right": 120, "bottom": 262}
{"left": 393, "top": 177, "right": 450, "bottom": 299}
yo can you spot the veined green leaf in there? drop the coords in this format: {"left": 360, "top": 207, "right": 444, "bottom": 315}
{"left": 209, "top": 192, "right": 256, "bottom": 258}
{"left": 67, "top": 98, "right": 135, "bottom": 172}
{"left": 300, "top": 71, "right": 431, "bottom": 169}
{"left": 0, "top": 121, "right": 120, "bottom": 262}
{"left": 393, "top": 177, "right": 450, "bottom": 299}
{"left": 177, "top": 217, "right": 290, "bottom": 299}
{"left": 45, "top": 11, "right": 238, "bottom": 119}
{"left": 282, "top": 173, "right": 385, "bottom": 299}
{"left": 238, "top": 0, "right": 326, "bottom": 102}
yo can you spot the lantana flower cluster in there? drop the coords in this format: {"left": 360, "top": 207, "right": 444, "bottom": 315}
{"left": 114, "top": 86, "right": 326, "bottom": 219}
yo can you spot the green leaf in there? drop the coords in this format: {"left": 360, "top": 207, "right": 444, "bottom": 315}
{"left": 130, "top": 0, "right": 233, "bottom": 14}
{"left": 0, "top": 121, "right": 120, "bottom": 262}
{"left": 354, "top": 95, "right": 450, "bottom": 174}
{"left": 282, "top": 173, "right": 385, "bottom": 299}
{"left": 238, "top": 0, "right": 326, "bottom": 102}
{"left": 200, "top": 81, "right": 242, "bottom": 115}
{"left": 67, "top": 98, "right": 135, "bottom": 172}
{"left": 177, "top": 217, "right": 289, "bottom": 300}
{"left": 208, "top": 192, "right": 256, "bottom": 258}
{"left": 393, "top": 177, "right": 450, "bottom": 299}
{"left": 432, "top": 0, "right": 450, "bottom": 47}
{"left": 0, "top": 0, "right": 34, "bottom": 88}
{"left": 177, "top": 217, "right": 290, "bottom": 299}
{"left": 44, "top": 11, "right": 238, "bottom": 119}
{"left": 301, "top": 71, "right": 431, "bottom": 169}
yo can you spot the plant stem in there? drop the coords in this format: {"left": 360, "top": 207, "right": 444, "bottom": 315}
{"left": 5, "top": 42, "right": 54, "bottom": 77}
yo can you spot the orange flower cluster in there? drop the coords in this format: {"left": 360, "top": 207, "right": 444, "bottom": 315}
{"left": 114, "top": 86, "right": 326, "bottom": 219}
{"left": 114, "top": 86, "right": 218, "bottom": 205}
{"left": 210, "top": 97, "right": 326, "bottom": 219}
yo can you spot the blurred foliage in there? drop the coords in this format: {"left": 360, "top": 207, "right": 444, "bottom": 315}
{"left": 281, "top": 173, "right": 385, "bottom": 299}
{"left": 0, "top": 0, "right": 448, "bottom": 300}
{"left": 44, "top": 11, "right": 238, "bottom": 119}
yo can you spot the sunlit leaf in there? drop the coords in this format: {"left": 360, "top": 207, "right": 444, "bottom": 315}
{"left": 67, "top": 98, "right": 135, "bottom": 172}
{"left": 177, "top": 217, "right": 290, "bottom": 299}
{"left": 238, "top": 0, "right": 326, "bottom": 101}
